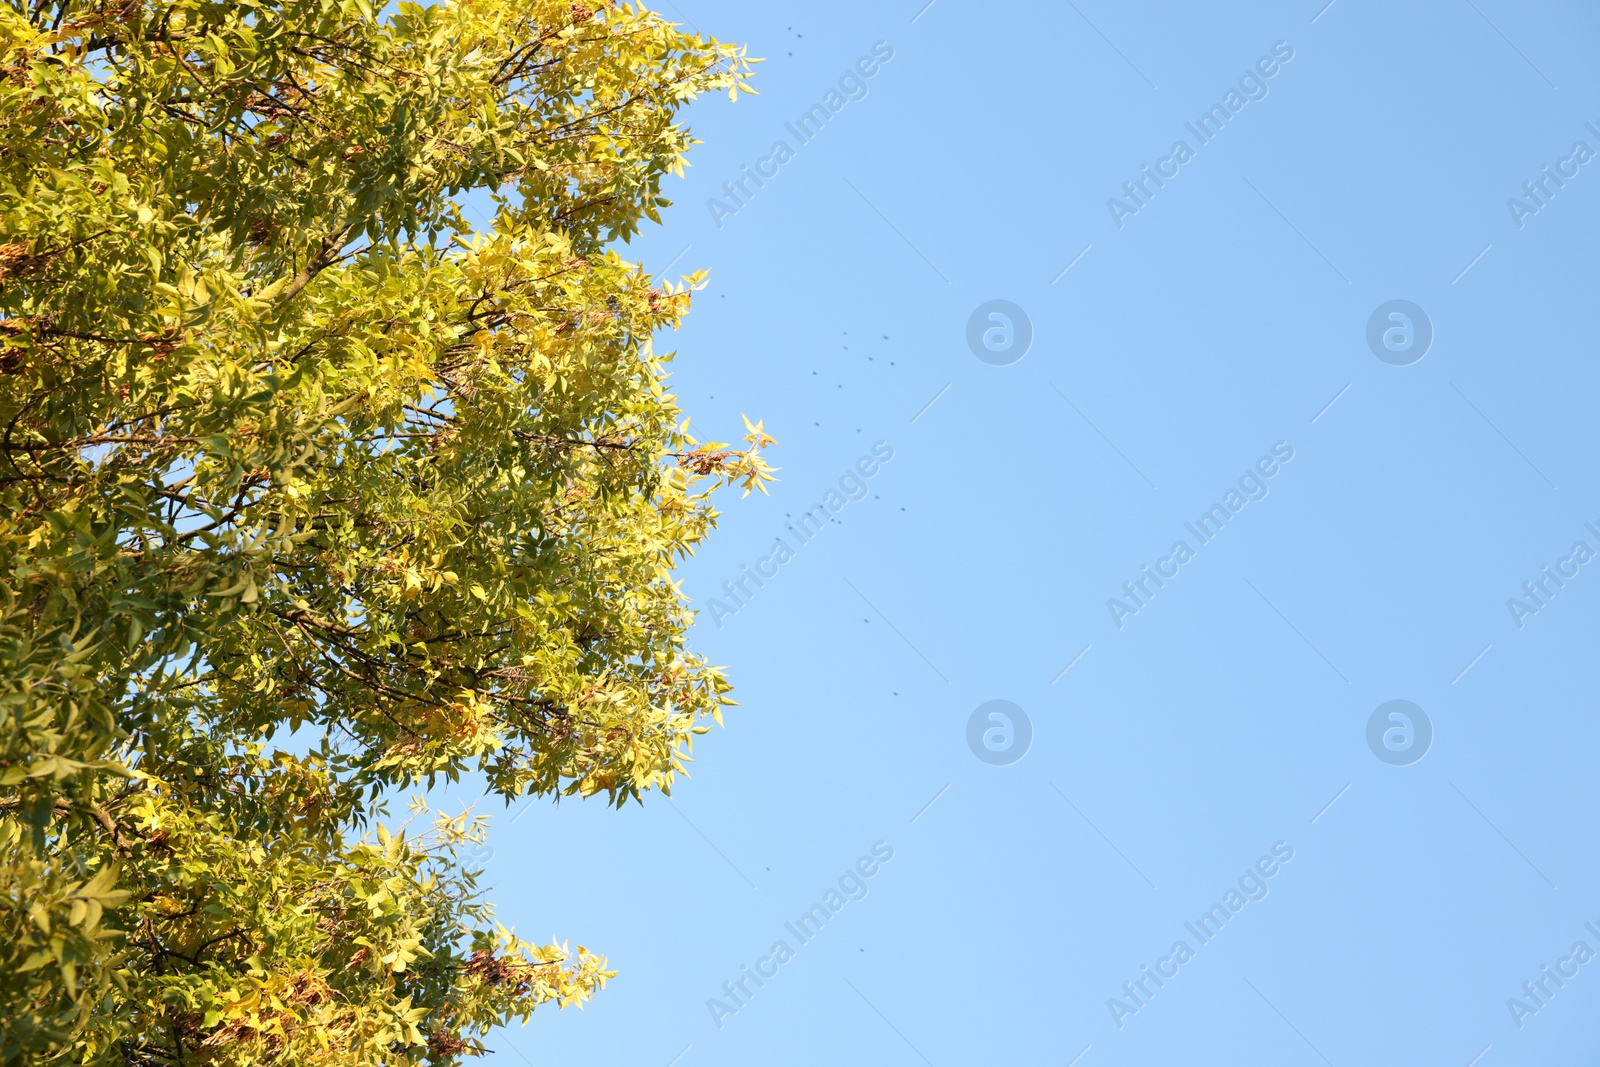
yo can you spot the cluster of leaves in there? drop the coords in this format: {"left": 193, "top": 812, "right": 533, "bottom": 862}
{"left": 0, "top": 0, "right": 767, "bottom": 1062}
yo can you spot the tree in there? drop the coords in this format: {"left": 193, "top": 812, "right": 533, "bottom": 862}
{"left": 0, "top": 0, "right": 767, "bottom": 1062}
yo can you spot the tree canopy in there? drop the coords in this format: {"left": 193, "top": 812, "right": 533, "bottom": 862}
{"left": 0, "top": 0, "right": 766, "bottom": 1061}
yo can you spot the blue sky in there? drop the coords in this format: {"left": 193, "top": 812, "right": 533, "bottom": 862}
{"left": 475, "top": 1, "right": 1600, "bottom": 1063}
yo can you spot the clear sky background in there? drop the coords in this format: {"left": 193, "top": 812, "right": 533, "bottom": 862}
{"left": 469, "top": 1, "right": 1600, "bottom": 1063}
